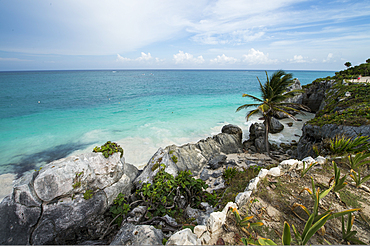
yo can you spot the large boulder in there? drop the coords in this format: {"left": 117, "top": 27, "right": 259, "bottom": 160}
{"left": 133, "top": 126, "right": 243, "bottom": 188}
{"left": 269, "top": 117, "right": 284, "bottom": 133}
{"left": 0, "top": 152, "right": 138, "bottom": 245}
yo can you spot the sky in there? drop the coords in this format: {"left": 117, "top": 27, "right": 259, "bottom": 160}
{"left": 0, "top": 0, "right": 369, "bottom": 71}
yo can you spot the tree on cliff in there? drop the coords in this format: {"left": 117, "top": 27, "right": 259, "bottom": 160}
{"left": 236, "top": 70, "right": 309, "bottom": 156}
{"left": 345, "top": 62, "right": 352, "bottom": 68}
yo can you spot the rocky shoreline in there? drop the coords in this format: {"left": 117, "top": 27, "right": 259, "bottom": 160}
{"left": 2, "top": 75, "right": 370, "bottom": 245}
{"left": 0, "top": 123, "right": 323, "bottom": 245}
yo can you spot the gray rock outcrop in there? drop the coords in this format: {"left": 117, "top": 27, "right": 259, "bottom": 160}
{"left": 301, "top": 80, "right": 334, "bottom": 113}
{"left": 0, "top": 152, "right": 138, "bottom": 245}
{"left": 133, "top": 125, "right": 243, "bottom": 188}
{"left": 297, "top": 123, "right": 370, "bottom": 159}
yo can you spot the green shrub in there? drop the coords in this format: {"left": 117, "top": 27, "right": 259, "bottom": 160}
{"left": 93, "top": 141, "right": 124, "bottom": 158}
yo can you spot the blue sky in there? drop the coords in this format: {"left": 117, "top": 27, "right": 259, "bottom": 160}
{"left": 0, "top": 0, "right": 369, "bottom": 71}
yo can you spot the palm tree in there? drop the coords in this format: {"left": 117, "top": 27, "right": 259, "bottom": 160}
{"left": 236, "top": 70, "right": 310, "bottom": 156}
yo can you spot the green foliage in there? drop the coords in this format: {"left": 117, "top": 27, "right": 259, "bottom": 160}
{"left": 171, "top": 155, "right": 178, "bottom": 163}
{"left": 300, "top": 161, "right": 316, "bottom": 178}
{"left": 93, "top": 141, "right": 124, "bottom": 158}
{"left": 231, "top": 207, "right": 263, "bottom": 229}
{"left": 135, "top": 164, "right": 209, "bottom": 218}
{"left": 223, "top": 167, "right": 237, "bottom": 185}
{"left": 162, "top": 238, "right": 168, "bottom": 245}
{"left": 341, "top": 213, "right": 366, "bottom": 244}
{"left": 344, "top": 62, "right": 352, "bottom": 68}
{"left": 329, "top": 161, "right": 347, "bottom": 192}
{"left": 83, "top": 189, "right": 93, "bottom": 200}
{"left": 330, "top": 135, "right": 370, "bottom": 155}
{"left": 109, "top": 193, "right": 131, "bottom": 226}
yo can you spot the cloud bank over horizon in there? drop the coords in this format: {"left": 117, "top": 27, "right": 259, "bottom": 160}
{"left": 0, "top": 0, "right": 369, "bottom": 71}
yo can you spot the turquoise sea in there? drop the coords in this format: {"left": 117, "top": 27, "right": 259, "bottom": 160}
{"left": 0, "top": 70, "right": 334, "bottom": 178}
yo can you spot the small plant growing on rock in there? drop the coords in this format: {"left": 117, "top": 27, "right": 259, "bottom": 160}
{"left": 231, "top": 207, "right": 263, "bottom": 229}
{"left": 300, "top": 161, "right": 316, "bottom": 178}
{"left": 93, "top": 141, "right": 123, "bottom": 158}
{"left": 83, "top": 189, "right": 93, "bottom": 200}
{"left": 224, "top": 167, "right": 237, "bottom": 185}
{"left": 171, "top": 155, "right": 178, "bottom": 163}
{"left": 109, "top": 193, "right": 131, "bottom": 226}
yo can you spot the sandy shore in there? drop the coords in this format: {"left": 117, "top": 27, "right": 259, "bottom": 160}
{"left": 0, "top": 173, "right": 16, "bottom": 203}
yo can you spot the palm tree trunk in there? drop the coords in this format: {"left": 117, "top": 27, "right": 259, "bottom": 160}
{"left": 264, "top": 116, "right": 270, "bottom": 156}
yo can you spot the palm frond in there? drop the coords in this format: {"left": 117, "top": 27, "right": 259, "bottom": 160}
{"left": 242, "top": 93, "right": 263, "bottom": 102}
{"left": 236, "top": 103, "right": 261, "bottom": 112}
{"left": 246, "top": 109, "right": 261, "bottom": 121}
{"left": 272, "top": 107, "right": 298, "bottom": 121}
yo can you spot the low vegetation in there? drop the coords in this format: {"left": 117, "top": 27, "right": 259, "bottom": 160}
{"left": 308, "top": 61, "right": 370, "bottom": 127}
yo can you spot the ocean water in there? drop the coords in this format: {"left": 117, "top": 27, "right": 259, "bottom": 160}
{"left": 0, "top": 70, "right": 334, "bottom": 180}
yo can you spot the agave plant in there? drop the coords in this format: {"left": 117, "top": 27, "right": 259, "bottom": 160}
{"left": 349, "top": 169, "right": 370, "bottom": 188}
{"left": 330, "top": 135, "right": 370, "bottom": 155}
{"left": 348, "top": 152, "right": 370, "bottom": 170}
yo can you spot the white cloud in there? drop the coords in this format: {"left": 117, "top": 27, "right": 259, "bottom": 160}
{"left": 210, "top": 54, "right": 237, "bottom": 64}
{"left": 0, "top": 57, "right": 31, "bottom": 62}
{"left": 242, "top": 48, "right": 277, "bottom": 64}
{"left": 323, "top": 53, "right": 333, "bottom": 62}
{"left": 116, "top": 54, "right": 131, "bottom": 62}
{"left": 116, "top": 52, "right": 161, "bottom": 63}
{"left": 289, "top": 55, "right": 307, "bottom": 63}
{"left": 173, "top": 51, "right": 204, "bottom": 64}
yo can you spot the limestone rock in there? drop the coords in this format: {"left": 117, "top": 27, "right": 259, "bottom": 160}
{"left": 268, "top": 167, "right": 280, "bottom": 177}
{"left": 1, "top": 152, "right": 137, "bottom": 245}
{"left": 279, "top": 159, "right": 303, "bottom": 173}
{"left": 235, "top": 190, "right": 252, "bottom": 210}
{"left": 166, "top": 228, "right": 201, "bottom": 245}
{"left": 34, "top": 152, "right": 124, "bottom": 202}
{"left": 315, "top": 156, "right": 327, "bottom": 165}
{"left": 302, "top": 156, "right": 316, "bottom": 165}
{"left": 206, "top": 212, "right": 226, "bottom": 235}
{"left": 110, "top": 223, "right": 163, "bottom": 245}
